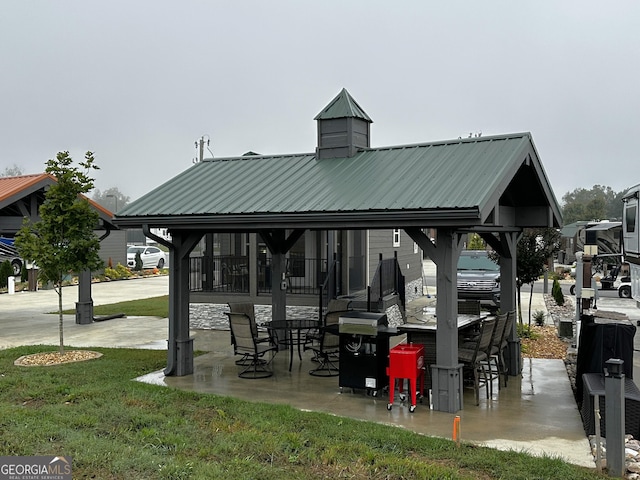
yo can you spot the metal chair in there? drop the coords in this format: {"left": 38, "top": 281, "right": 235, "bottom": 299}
{"left": 308, "top": 328, "right": 340, "bottom": 376}
{"left": 458, "top": 317, "right": 496, "bottom": 405}
{"left": 485, "top": 312, "right": 509, "bottom": 390}
{"left": 225, "top": 312, "right": 278, "bottom": 379}
{"left": 458, "top": 300, "right": 481, "bottom": 316}
{"left": 498, "top": 311, "right": 516, "bottom": 387}
{"left": 228, "top": 303, "right": 271, "bottom": 365}
{"left": 304, "top": 299, "right": 351, "bottom": 357}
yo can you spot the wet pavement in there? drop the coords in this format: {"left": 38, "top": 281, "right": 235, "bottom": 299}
{"left": 2, "top": 274, "right": 640, "bottom": 468}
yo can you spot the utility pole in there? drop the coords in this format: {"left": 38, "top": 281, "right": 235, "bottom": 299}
{"left": 106, "top": 194, "right": 118, "bottom": 212}
{"left": 194, "top": 135, "right": 210, "bottom": 163}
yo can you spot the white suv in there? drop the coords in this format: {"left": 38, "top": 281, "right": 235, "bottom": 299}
{"left": 127, "top": 245, "right": 166, "bottom": 270}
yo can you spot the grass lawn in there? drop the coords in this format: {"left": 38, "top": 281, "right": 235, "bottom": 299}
{"left": 61, "top": 295, "right": 170, "bottom": 318}
{"left": 0, "top": 346, "right": 606, "bottom": 479}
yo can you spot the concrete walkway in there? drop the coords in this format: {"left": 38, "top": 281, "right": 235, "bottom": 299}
{"left": 0, "top": 276, "right": 170, "bottom": 350}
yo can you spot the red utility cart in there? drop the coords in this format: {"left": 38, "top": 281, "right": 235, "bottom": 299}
{"left": 387, "top": 343, "right": 425, "bottom": 412}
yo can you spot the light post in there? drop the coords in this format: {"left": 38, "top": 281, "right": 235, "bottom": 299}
{"left": 106, "top": 194, "right": 118, "bottom": 212}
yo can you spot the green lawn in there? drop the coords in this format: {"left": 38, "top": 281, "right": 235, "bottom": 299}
{"left": 0, "top": 346, "right": 606, "bottom": 479}
{"left": 61, "top": 295, "right": 169, "bottom": 317}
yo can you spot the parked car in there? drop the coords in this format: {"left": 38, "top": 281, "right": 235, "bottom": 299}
{"left": 457, "top": 250, "right": 500, "bottom": 306}
{"left": 127, "top": 245, "right": 166, "bottom": 270}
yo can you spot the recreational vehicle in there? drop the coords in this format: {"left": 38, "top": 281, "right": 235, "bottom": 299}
{"left": 622, "top": 184, "right": 640, "bottom": 305}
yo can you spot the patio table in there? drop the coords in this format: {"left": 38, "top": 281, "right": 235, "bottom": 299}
{"left": 268, "top": 318, "right": 318, "bottom": 371}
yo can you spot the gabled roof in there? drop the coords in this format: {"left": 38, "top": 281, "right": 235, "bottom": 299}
{"left": 0, "top": 174, "right": 57, "bottom": 208}
{"left": 0, "top": 173, "right": 116, "bottom": 233}
{"left": 314, "top": 88, "right": 372, "bottom": 122}
{"left": 115, "top": 132, "right": 562, "bottom": 231}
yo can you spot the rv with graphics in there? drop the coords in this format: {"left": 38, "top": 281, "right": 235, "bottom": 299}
{"left": 622, "top": 184, "right": 640, "bottom": 305}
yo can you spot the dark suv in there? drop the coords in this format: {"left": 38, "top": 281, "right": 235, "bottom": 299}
{"left": 457, "top": 250, "right": 500, "bottom": 306}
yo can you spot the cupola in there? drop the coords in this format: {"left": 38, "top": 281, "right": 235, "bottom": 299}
{"left": 314, "top": 88, "right": 372, "bottom": 160}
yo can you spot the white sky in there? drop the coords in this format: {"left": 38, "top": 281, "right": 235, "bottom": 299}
{"left": 2, "top": 1, "right": 638, "bottom": 206}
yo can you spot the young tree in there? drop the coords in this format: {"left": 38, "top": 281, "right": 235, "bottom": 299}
{"left": 467, "top": 233, "right": 485, "bottom": 250}
{"left": 15, "top": 151, "right": 104, "bottom": 355}
{"left": 489, "top": 227, "right": 561, "bottom": 325}
{"left": 515, "top": 228, "right": 561, "bottom": 326}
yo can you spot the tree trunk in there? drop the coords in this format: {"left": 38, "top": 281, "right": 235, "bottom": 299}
{"left": 57, "top": 280, "right": 65, "bottom": 355}
{"left": 528, "top": 282, "right": 534, "bottom": 329}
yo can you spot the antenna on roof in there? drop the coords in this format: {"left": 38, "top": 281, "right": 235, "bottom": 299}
{"left": 193, "top": 135, "right": 212, "bottom": 163}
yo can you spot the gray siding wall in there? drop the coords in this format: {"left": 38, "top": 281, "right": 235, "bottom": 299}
{"left": 368, "top": 229, "right": 422, "bottom": 285}
{"left": 97, "top": 230, "right": 127, "bottom": 269}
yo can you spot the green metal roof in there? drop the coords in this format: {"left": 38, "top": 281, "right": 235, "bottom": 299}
{"left": 314, "top": 88, "right": 372, "bottom": 122}
{"left": 115, "top": 132, "right": 563, "bottom": 231}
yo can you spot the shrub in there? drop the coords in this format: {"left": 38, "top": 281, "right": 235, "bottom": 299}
{"left": 115, "top": 263, "right": 132, "bottom": 278}
{"left": 517, "top": 323, "right": 539, "bottom": 340}
{"left": 0, "top": 260, "right": 12, "bottom": 288}
{"left": 104, "top": 263, "right": 132, "bottom": 280}
{"left": 552, "top": 278, "right": 565, "bottom": 306}
{"left": 104, "top": 267, "right": 119, "bottom": 280}
{"left": 533, "top": 310, "right": 546, "bottom": 326}
{"left": 134, "top": 252, "right": 143, "bottom": 271}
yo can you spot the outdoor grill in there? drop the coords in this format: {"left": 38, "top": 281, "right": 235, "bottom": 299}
{"left": 337, "top": 311, "right": 394, "bottom": 396}
{"left": 338, "top": 311, "right": 388, "bottom": 336}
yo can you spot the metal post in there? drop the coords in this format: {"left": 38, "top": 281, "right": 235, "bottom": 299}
{"left": 605, "top": 358, "right": 625, "bottom": 478}
{"left": 75, "top": 269, "right": 93, "bottom": 324}
{"left": 574, "top": 252, "right": 583, "bottom": 348}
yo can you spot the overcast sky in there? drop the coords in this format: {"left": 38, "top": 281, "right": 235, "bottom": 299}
{"left": 2, "top": 1, "right": 638, "bottom": 208}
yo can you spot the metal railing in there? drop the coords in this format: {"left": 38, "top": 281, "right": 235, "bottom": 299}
{"left": 368, "top": 253, "right": 405, "bottom": 310}
{"left": 189, "top": 255, "right": 328, "bottom": 295}
{"left": 258, "top": 257, "right": 327, "bottom": 295}
{"left": 318, "top": 254, "right": 338, "bottom": 320}
{"left": 189, "top": 255, "right": 250, "bottom": 293}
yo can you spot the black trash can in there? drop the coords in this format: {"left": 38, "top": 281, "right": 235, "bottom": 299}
{"left": 576, "top": 314, "right": 636, "bottom": 403}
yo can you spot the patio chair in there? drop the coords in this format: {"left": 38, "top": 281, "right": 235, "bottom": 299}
{"left": 485, "top": 312, "right": 509, "bottom": 390}
{"left": 458, "top": 316, "right": 496, "bottom": 405}
{"left": 308, "top": 328, "right": 340, "bottom": 377}
{"left": 228, "top": 302, "right": 271, "bottom": 365}
{"left": 458, "top": 300, "right": 481, "bottom": 316}
{"left": 304, "top": 299, "right": 352, "bottom": 358}
{"left": 225, "top": 312, "right": 278, "bottom": 379}
{"left": 498, "top": 311, "right": 516, "bottom": 387}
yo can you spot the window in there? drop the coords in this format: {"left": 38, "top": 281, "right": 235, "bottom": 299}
{"left": 626, "top": 205, "right": 637, "bottom": 233}
{"left": 393, "top": 229, "right": 400, "bottom": 247}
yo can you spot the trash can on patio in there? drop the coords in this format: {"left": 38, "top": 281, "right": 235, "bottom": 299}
{"left": 387, "top": 343, "right": 425, "bottom": 412}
